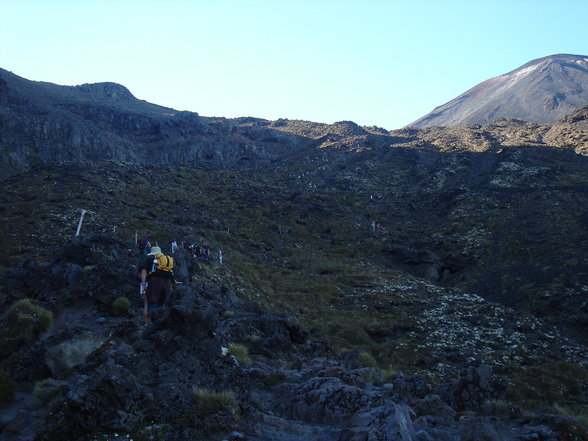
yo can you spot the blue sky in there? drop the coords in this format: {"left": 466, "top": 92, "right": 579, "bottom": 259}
{"left": 1, "top": 0, "right": 586, "bottom": 129}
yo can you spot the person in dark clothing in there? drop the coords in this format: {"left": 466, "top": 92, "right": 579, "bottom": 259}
{"left": 138, "top": 245, "right": 180, "bottom": 324}
{"left": 145, "top": 274, "right": 172, "bottom": 314}
{"left": 138, "top": 236, "right": 151, "bottom": 255}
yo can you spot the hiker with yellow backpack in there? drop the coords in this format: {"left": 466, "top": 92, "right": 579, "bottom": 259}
{"left": 138, "top": 245, "right": 181, "bottom": 324}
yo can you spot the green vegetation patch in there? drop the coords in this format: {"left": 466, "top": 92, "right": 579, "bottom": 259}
{"left": 7, "top": 299, "right": 53, "bottom": 340}
{"left": 181, "top": 387, "right": 240, "bottom": 434}
{"left": 506, "top": 361, "right": 588, "bottom": 412}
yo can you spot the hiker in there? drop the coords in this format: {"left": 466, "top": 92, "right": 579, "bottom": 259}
{"left": 138, "top": 236, "right": 151, "bottom": 255}
{"left": 171, "top": 240, "right": 178, "bottom": 253}
{"left": 218, "top": 249, "right": 224, "bottom": 265}
{"left": 138, "top": 245, "right": 181, "bottom": 324}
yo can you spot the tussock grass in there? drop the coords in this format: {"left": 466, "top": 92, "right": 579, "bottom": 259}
{"left": 357, "top": 351, "right": 378, "bottom": 368}
{"left": 227, "top": 343, "right": 252, "bottom": 365}
{"left": 183, "top": 387, "right": 240, "bottom": 433}
{"left": 192, "top": 387, "right": 239, "bottom": 416}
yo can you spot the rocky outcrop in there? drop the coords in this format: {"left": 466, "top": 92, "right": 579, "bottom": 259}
{"left": 4, "top": 65, "right": 588, "bottom": 175}
{"left": 545, "top": 105, "right": 588, "bottom": 155}
{"left": 0, "top": 68, "right": 316, "bottom": 170}
{"left": 0, "top": 234, "right": 586, "bottom": 440}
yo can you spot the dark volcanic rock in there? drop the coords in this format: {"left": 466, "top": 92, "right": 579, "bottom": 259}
{"left": 0, "top": 234, "right": 587, "bottom": 441}
{"left": 0, "top": 67, "right": 314, "bottom": 170}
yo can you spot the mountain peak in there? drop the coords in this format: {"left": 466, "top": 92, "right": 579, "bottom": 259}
{"left": 410, "top": 54, "right": 588, "bottom": 128}
{"left": 73, "top": 82, "right": 136, "bottom": 101}
{"left": 513, "top": 53, "right": 588, "bottom": 71}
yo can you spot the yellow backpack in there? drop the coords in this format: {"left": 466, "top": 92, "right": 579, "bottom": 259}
{"left": 152, "top": 253, "right": 174, "bottom": 273}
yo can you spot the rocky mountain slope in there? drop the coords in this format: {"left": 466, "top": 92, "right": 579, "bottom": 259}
{"left": 1, "top": 68, "right": 588, "bottom": 439}
{"left": 0, "top": 67, "right": 314, "bottom": 171}
{"left": 410, "top": 54, "right": 588, "bottom": 128}
{"left": 3, "top": 64, "right": 588, "bottom": 173}
{"left": 0, "top": 149, "right": 587, "bottom": 439}
{"left": 1, "top": 233, "right": 587, "bottom": 441}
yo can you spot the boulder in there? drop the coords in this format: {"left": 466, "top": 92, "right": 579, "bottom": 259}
{"left": 274, "top": 376, "right": 382, "bottom": 424}
{"left": 60, "top": 363, "right": 154, "bottom": 433}
{"left": 45, "top": 333, "right": 105, "bottom": 378}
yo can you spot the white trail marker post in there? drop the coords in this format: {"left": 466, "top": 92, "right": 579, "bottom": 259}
{"left": 75, "top": 210, "right": 87, "bottom": 236}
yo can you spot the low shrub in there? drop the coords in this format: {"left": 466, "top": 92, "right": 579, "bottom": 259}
{"left": 6, "top": 299, "right": 53, "bottom": 344}
{"left": 111, "top": 296, "right": 130, "bottom": 316}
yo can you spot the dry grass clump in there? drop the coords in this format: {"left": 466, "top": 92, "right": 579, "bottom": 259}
{"left": 187, "top": 387, "right": 240, "bottom": 433}
{"left": 227, "top": 343, "right": 252, "bottom": 365}
{"left": 193, "top": 388, "right": 239, "bottom": 414}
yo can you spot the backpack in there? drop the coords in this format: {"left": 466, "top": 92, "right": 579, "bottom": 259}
{"left": 152, "top": 253, "right": 174, "bottom": 274}
{"left": 137, "top": 254, "right": 152, "bottom": 278}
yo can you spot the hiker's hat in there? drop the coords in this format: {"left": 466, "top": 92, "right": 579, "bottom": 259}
{"left": 148, "top": 246, "right": 162, "bottom": 255}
